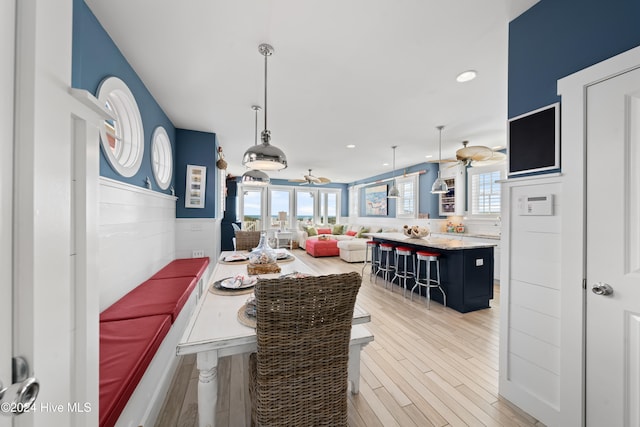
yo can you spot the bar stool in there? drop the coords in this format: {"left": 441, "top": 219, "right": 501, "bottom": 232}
{"left": 376, "top": 243, "right": 396, "bottom": 289}
{"left": 412, "top": 251, "right": 446, "bottom": 309}
{"left": 392, "top": 246, "right": 415, "bottom": 297}
{"left": 362, "top": 240, "right": 380, "bottom": 280}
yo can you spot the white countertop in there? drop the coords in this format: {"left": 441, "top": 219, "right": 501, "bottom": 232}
{"left": 368, "top": 232, "right": 497, "bottom": 250}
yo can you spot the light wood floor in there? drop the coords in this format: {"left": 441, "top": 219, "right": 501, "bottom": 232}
{"left": 156, "top": 249, "right": 544, "bottom": 427}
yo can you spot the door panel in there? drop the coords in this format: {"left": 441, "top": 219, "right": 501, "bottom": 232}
{"left": 0, "top": 0, "right": 15, "bottom": 425}
{"left": 586, "top": 66, "right": 640, "bottom": 426}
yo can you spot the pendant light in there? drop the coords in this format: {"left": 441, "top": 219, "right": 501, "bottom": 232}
{"left": 242, "top": 44, "right": 288, "bottom": 171}
{"left": 431, "top": 125, "right": 449, "bottom": 194}
{"left": 388, "top": 145, "right": 400, "bottom": 198}
{"left": 242, "top": 106, "right": 270, "bottom": 185}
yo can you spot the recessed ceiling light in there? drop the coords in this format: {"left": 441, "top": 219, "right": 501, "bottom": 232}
{"left": 456, "top": 70, "right": 477, "bottom": 83}
{"left": 382, "top": 162, "right": 389, "bottom": 166}
{"left": 346, "top": 144, "right": 356, "bottom": 148}
{"left": 425, "top": 155, "right": 433, "bottom": 159}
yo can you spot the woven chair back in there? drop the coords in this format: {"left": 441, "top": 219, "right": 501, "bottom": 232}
{"left": 235, "top": 230, "right": 261, "bottom": 251}
{"left": 250, "top": 271, "right": 362, "bottom": 427}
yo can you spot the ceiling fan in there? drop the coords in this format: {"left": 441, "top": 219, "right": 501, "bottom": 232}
{"left": 431, "top": 141, "right": 506, "bottom": 167}
{"left": 288, "top": 169, "right": 331, "bottom": 185}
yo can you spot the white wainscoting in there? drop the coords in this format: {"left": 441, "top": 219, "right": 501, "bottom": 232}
{"left": 98, "top": 177, "right": 177, "bottom": 311}
{"left": 500, "top": 176, "right": 562, "bottom": 426}
{"left": 175, "top": 218, "right": 220, "bottom": 262}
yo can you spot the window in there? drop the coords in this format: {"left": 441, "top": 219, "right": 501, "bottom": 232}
{"left": 268, "top": 188, "right": 293, "bottom": 228}
{"left": 467, "top": 165, "right": 505, "bottom": 216}
{"left": 97, "top": 76, "right": 144, "bottom": 177}
{"left": 295, "top": 191, "right": 315, "bottom": 226}
{"left": 395, "top": 175, "right": 418, "bottom": 218}
{"left": 151, "top": 126, "right": 173, "bottom": 190}
{"left": 319, "top": 190, "right": 338, "bottom": 224}
{"left": 239, "top": 188, "right": 264, "bottom": 230}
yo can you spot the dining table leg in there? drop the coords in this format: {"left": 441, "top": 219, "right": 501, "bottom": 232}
{"left": 197, "top": 349, "right": 219, "bottom": 427}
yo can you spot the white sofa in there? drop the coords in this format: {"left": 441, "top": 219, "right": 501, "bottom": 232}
{"left": 295, "top": 223, "right": 399, "bottom": 263}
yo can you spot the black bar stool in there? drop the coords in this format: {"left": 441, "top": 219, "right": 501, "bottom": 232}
{"left": 412, "top": 250, "right": 446, "bottom": 309}
{"left": 392, "top": 246, "right": 415, "bottom": 297}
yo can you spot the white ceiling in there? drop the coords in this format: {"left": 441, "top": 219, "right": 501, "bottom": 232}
{"left": 85, "top": 0, "right": 538, "bottom": 184}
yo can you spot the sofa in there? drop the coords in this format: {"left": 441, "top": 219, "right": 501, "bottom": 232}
{"left": 295, "top": 223, "right": 399, "bottom": 263}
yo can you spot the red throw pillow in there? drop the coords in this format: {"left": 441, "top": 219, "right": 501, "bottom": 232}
{"left": 317, "top": 228, "right": 332, "bottom": 235}
{"left": 345, "top": 230, "right": 357, "bottom": 236}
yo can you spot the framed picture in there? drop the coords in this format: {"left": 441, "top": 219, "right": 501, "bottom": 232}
{"left": 185, "top": 165, "right": 206, "bottom": 208}
{"left": 364, "top": 184, "right": 388, "bottom": 216}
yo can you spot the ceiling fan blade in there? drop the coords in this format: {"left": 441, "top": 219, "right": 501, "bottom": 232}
{"left": 317, "top": 177, "right": 331, "bottom": 183}
{"left": 470, "top": 151, "right": 507, "bottom": 167}
{"left": 427, "top": 158, "right": 457, "bottom": 164}
{"left": 289, "top": 178, "right": 307, "bottom": 182}
{"left": 456, "top": 145, "right": 493, "bottom": 162}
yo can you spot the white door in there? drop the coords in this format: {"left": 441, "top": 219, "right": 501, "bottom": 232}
{"left": 0, "top": 0, "right": 15, "bottom": 425}
{"left": 586, "top": 65, "right": 640, "bottom": 425}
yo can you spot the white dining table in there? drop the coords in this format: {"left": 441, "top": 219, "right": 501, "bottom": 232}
{"left": 177, "top": 250, "right": 371, "bottom": 427}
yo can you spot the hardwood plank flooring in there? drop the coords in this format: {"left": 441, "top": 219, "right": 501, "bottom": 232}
{"left": 155, "top": 249, "right": 545, "bottom": 427}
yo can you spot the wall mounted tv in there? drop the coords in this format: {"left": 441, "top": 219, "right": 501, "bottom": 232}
{"left": 508, "top": 102, "right": 560, "bottom": 176}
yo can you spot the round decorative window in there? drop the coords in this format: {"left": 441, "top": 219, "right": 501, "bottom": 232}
{"left": 151, "top": 126, "right": 173, "bottom": 190}
{"left": 97, "top": 76, "right": 144, "bottom": 177}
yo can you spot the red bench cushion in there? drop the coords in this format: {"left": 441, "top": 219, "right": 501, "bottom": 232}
{"left": 99, "top": 315, "right": 171, "bottom": 427}
{"left": 150, "top": 257, "right": 209, "bottom": 280}
{"left": 100, "top": 276, "right": 197, "bottom": 323}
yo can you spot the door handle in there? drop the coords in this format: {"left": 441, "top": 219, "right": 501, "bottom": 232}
{"left": 0, "top": 357, "right": 40, "bottom": 416}
{"left": 592, "top": 282, "right": 614, "bottom": 296}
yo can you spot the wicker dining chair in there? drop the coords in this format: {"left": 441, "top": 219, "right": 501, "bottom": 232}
{"left": 249, "top": 271, "right": 362, "bottom": 427}
{"left": 235, "top": 230, "right": 261, "bottom": 251}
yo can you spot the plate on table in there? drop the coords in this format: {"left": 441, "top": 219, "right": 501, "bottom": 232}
{"left": 214, "top": 275, "right": 257, "bottom": 290}
{"left": 221, "top": 253, "right": 249, "bottom": 263}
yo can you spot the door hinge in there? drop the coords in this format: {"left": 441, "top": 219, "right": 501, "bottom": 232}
{"left": 582, "top": 278, "right": 587, "bottom": 290}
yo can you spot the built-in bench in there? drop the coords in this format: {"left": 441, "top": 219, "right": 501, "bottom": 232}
{"left": 99, "top": 257, "right": 210, "bottom": 427}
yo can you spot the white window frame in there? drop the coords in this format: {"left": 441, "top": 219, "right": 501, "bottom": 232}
{"left": 318, "top": 189, "right": 340, "bottom": 225}
{"left": 466, "top": 164, "right": 506, "bottom": 218}
{"left": 267, "top": 186, "right": 295, "bottom": 229}
{"left": 395, "top": 174, "right": 418, "bottom": 219}
{"left": 151, "top": 126, "right": 173, "bottom": 190}
{"left": 238, "top": 184, "right": 266, "bottom": 230}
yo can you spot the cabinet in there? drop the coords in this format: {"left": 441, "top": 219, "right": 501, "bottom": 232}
{"left": 438, "top": 164, "right": 465, "bottom": 216}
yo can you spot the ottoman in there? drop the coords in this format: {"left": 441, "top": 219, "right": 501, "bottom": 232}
{"left": 306, "top": 238, "right": 339, "bottom": 257}
{"left": 337, "top": 239, "right": 368, "bottom": 263}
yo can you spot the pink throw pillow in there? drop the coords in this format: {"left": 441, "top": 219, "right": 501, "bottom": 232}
{"left": 317, "top": 228, "right": 332, "bottom": 235}
{"left": 345, "top": 230, "right": 357, "bottom": 236}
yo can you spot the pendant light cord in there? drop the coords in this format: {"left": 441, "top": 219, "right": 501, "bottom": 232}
{"left": 263, "top": 53, "right": 268, "bottom": 132}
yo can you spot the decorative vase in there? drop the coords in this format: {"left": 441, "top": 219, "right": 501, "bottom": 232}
{"left": 248, "top": 233, "right": 277, "bottom": 265}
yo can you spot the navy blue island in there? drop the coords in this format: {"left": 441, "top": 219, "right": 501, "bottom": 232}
{"left": 369, "top": 233, "right": 496, "bottom": 313}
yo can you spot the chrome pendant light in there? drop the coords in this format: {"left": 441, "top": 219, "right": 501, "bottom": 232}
{"left": 242, "top": 44, "right": 288, "bottom": 171}
{"left": 431, "top": 125, "right": 449, "bottom": 194}
{"left": 242, "top": 105, "right": 270, "bottom": 185}
{"left": 388, "top": 145, "right": 400, "bottom": 198}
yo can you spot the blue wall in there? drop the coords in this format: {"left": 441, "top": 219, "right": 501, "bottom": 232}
{"left": 72, "top": 0, "right": 219, "bottom": 218}
{"left": 72, "top": 0, "right": 177, "bottom": 192}
{"left": 508, "top": 0, "right": 640, "bottom": 118}
{"left": 349, "top": 162, "right": 440, "bottom": 219}
{"left": 175, "top": 130, "right": 218, "bottom": 218}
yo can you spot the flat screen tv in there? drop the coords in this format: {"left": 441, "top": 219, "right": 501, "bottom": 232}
{"left": 508, "top": 102, "right": 560, "bottom": 176}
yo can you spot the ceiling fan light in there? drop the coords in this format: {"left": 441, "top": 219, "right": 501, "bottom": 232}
{"left": 241, "top": 169, "right": 270, "bottom": 185}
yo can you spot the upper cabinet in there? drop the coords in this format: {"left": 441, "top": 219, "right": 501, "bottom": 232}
{"left": 439, "top": 163, "right": 466, "bottom": 216}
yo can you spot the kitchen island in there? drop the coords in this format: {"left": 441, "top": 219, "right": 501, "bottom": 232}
{"left": 369, "top": 233, "right": 496, "bottom": 313}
